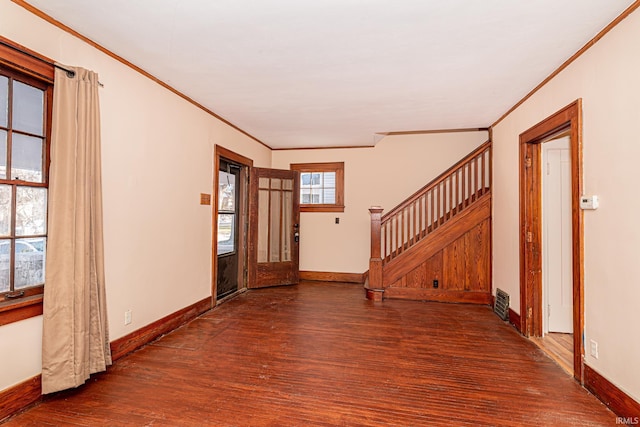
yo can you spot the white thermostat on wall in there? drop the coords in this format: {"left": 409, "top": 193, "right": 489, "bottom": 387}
{"left": 579, "top": 195, "right": 599, "bottom": 210}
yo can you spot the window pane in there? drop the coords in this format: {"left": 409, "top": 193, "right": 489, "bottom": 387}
{"left": 323, "top": 172, "right": 336, "bottom": 188}
{"left": 12, "top": 133, "right": 44, "bottom": 182}
{"left": 12, "top": 80, "right": 44, "bottom": 136}
{"left": 16, "top": 186, "right": 47, "bottom": 236}
{"left": 217, "top": 214, "right": 235, "bottom": 255}
{"left": 257, "top": 189, "right": 269, "bottom": 262}
{"left": 218, "top": 171, "right": 235, "bottom": 211}
{"left": 0, "top": 239, "right": 9, "bottom": 292}
{"left": 270, "top": 190, "right": 280, "bottom": 262}
{"left": 14, "top": 237, "right": 45, "bottom": 289}
{"left": 0, "top": 75, "right": 7, "bottom": 128}
{"left": 0, "top": 129, "right": 6, "bottom": 179}
{"left": 311, "top": 173, "right": 321, "bottom": 186}
{"left": 323, "top": 188, "right": 336, "bottom": 204}
{"left": 301, "top": 189, "right": 312, "bottom": 204}
{"left": 0, "top": 185, "right": 11, "bottom": 236}
{"left": 300, "top": 173, "right": 311, "bottom": 186}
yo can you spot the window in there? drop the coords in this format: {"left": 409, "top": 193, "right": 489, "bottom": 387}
{"left": 0, "top": 38, "right": 53, "bottom": 325}
{"left": 290, "top": 162, "right": 344, "bottom": 212}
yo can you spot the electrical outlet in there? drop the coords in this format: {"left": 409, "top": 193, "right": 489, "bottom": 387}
{"left": 590, "top": 339, "right": 598, "bottom": 359}
{"left": 124, "top": 310, "right": 132, "bottom": 326}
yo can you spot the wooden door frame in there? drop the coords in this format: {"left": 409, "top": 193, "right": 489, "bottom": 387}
{"left": 213, "top": 146, "right": 253, "bottom": 304}
{"left": 519, "top": 99, "right": 584, "bottom": 382}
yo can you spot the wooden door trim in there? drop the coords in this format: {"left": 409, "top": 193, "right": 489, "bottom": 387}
{"left": 213, "top": 146, "right": 253, "bottom": 305}
{"left": 519, "top": 99, "right": 584, "bottom": 382}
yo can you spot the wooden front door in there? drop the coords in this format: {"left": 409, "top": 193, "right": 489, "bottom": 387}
{"left": 248, "top": 167, "right": 300, "bottom": 288}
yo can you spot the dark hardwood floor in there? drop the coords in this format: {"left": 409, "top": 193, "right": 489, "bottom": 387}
{"left": 3, "top": 282, "right": 615, "bottom": 426}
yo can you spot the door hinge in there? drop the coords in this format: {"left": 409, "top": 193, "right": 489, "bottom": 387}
{"left": 526, "top": 231, "right": 533, "bottom": 243}
{"left": 525, "top": 157, "right": 532, "bottom": 168}
{"left": 527, "top": 307, "right": 533, "bottom": 319}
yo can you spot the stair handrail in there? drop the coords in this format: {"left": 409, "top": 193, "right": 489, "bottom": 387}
{"left": 381, "top": 140, "right": 491, "bottom": 222}
{"left": 367, "top": 140, "right": 492, "bottom": 290}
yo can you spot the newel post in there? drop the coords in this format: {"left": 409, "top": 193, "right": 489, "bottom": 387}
{"left": 367, "top": 206, "right": 385, "bottom": 301}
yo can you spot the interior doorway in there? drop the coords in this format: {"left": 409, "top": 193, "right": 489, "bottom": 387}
{"left": 519, "top": 100, "right": 584, "bottom": 382}
{"left": 532, "top": 133, "right": 574, "bottom": 375}
{"left": 213, "top": 146, "right": 252, "bottom": 303}
{"left": 542, "top": 134, "right": 573, "bottom": 335}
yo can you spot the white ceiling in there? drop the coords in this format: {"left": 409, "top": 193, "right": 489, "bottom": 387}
{"left": 24, "top": 0, "right": 635, "bottom": 148}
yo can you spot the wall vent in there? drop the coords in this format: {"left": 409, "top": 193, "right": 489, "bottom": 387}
{"left": 494, "top": 288, "right": 510, "bottom": 321}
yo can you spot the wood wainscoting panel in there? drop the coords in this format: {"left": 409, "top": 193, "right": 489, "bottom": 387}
{"left": 405, "top": 262, "right": 427, "bottom": 288}
{"left": 465, "top": 218, "right": 490, "bottom": 292}
{"left": 584, "top": 364, "right": 640, "bottom": 420}
{"left": 443, "top": 235, "right": 466, "bottom": 290}
{"left": 424, "top": 251, "right": 443, "bottom": 288}
{"left": 110, "top": 297, "right": 211, "bottom": 361}
{"left": 0, "top": 375, "right": 41, "bottom": 422}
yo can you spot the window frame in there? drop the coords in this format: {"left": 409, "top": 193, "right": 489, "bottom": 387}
{"left": 290, "top": 162, "right": 344, "bottom": 213}
{"left": 0, "top": 37, "right": 54, "bottom": 326}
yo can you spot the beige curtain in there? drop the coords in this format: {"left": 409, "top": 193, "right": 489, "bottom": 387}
{"left": 41, "top": 66, "right": 111, "bottom": 394}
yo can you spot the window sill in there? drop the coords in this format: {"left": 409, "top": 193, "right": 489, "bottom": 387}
{"left": 300, "top": 204, "right": 345, "bottom": 213}
{"left": 0, "top": 295, "right": 43, "bottom": 327}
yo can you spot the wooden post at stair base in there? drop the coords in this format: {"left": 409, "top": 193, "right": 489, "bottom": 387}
{"left": 367, "top": 207, "right": 385, "bottom": 301}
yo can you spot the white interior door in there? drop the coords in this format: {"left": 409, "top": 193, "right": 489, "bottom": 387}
{"left": 542, "top": 136, "right": 573, "bottom": 334}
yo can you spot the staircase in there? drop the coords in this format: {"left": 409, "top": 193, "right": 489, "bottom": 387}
{"left": 365, "top": 140, "right": 492, "bottom": 304}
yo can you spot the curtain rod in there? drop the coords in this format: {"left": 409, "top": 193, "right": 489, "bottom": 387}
{"left": 0, "top": 39, "right": 104, "bottom": 87}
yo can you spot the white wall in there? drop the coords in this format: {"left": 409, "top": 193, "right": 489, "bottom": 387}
{"left": 272, "top": 131, "right": 488, "bottom": 273}
{"left": 0, "top": 0, "right": 271, "bottom": 392}
{"left": 492, "top": 8, "right": 640, "bottom": 402}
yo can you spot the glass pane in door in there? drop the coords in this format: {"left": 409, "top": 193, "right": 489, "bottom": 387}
{"left": 282, "top": 189, "right": 292, "bottom": 262}
{"left": 217, "top": 214, "right": 235, "bottom": 255}
{"left": 257, "top": 189, "right": 269, "bottom": 262}
{"left": 218, "top": 171, "right": 235, "bottom": 211}
{"left": 269, "top": 190, "right": 281, "bottom": 262}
